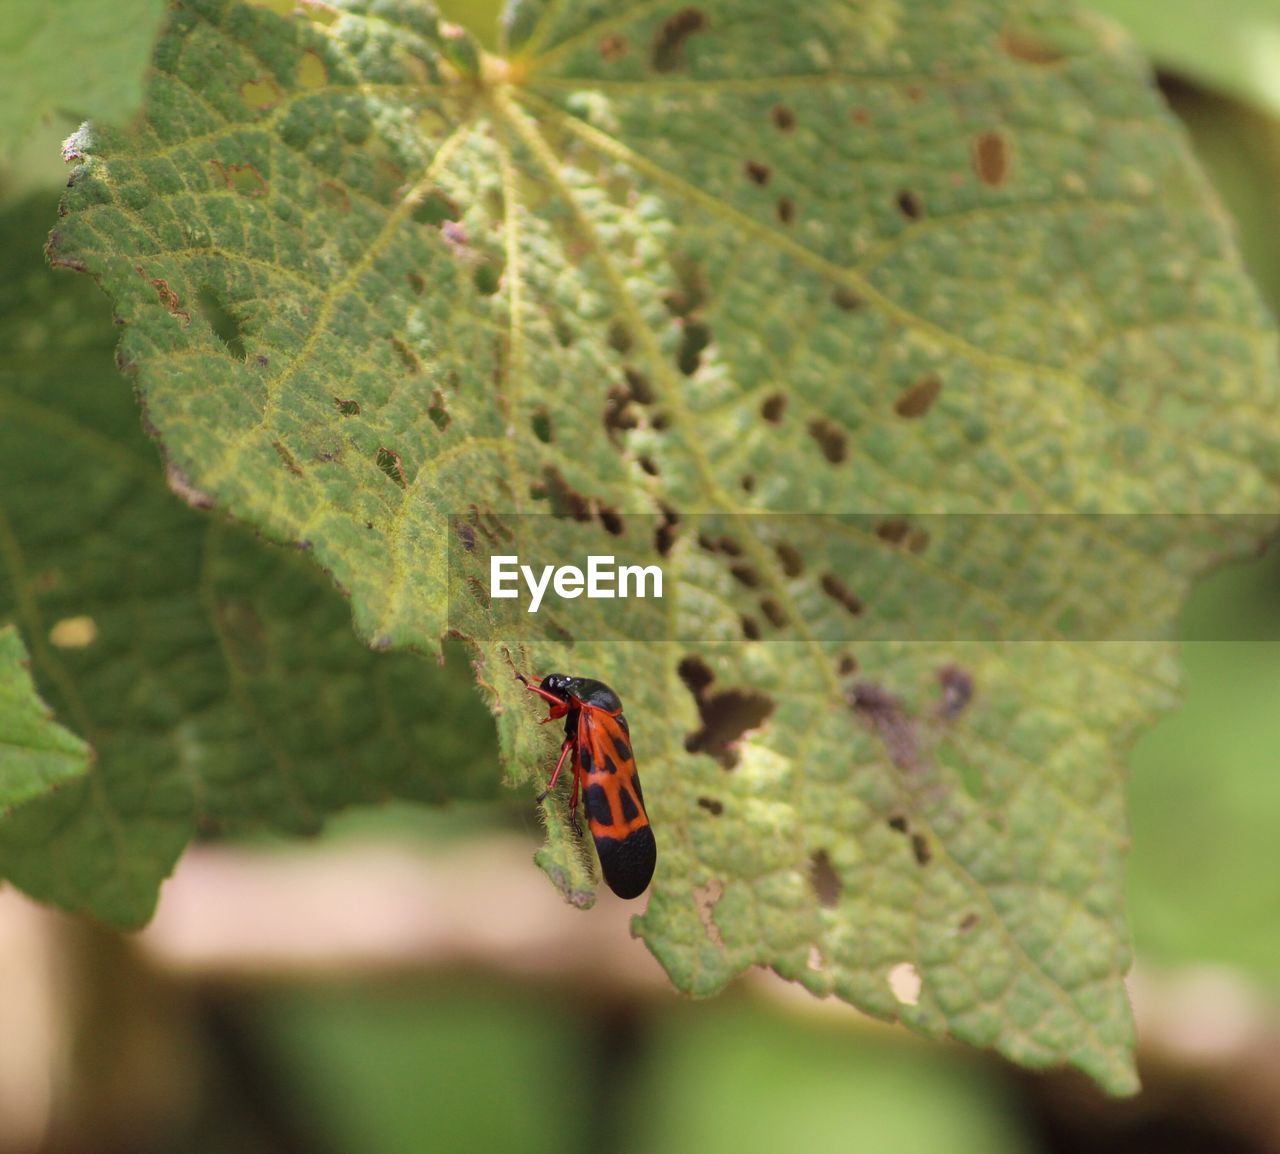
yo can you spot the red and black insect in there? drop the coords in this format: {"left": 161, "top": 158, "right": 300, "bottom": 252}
{"left": 516, "top": 672, "right": 657, "bottom": 900}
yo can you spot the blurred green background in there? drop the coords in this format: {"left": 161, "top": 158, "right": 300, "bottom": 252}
{"left": 3, "top": 2, "right": 1279, "bottom": 1152}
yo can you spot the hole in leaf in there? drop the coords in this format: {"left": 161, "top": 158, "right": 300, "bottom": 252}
{"left": 428, "top": 390, "right": 450, "bottom": 431}
{"left": 831, "top": 285, "right": 862, "bottom": 311}
{"left": 333, "top": 396, "right": 360, "bottom": 416}
{"left": 604, "top": 384, "right": 640, "bottom": 443}
{"left": 598, "top": 507, "right": 624, "bottom": 536}
{"left": 467, "top": 576, "right": 490, "bottom": 608}
{"left": 821, "top": 574, "right": 863, "bottom": 616}
{"left": 694, "top": 880, "right": 724, "bottom": 945}
{"left": 837, "top": 653, "right": 858, "bottom": 676}
{"left": 376, "top": 446, "right": 407, "bottom": 488}
{"left": 888, "top": 962, "right": 921, "bottom": 1005}
{"left": 740, "top": 615, "right": 761, "bottom": 640}
{"left": 774, "top": 542, "right": 803, "bottom": 577}
{"left": 651, "top": 412, "right": 671, "bottom": 431}
{"left": 639, "top": 455, "right": 660, "bottom": 476}
{"left": 473, "top": 262, "right": 503, "bottom": 296}
{"left": 760, "top": 598, "right": 787, "bottom": 629}
{"left": 739, "top": 473, "right": 755, "bottom": 493}
{"left": 938, "top": 664, "right": 975, "bottom": 719}
{"left": 911, "top": 832, "right": 932, "bottom": 866}
{"left": 652, "top": 7, "right": 706, "bottom": 72}
{"left": 973, "top": 130, "right": 1011, "bottom": 186}
{"left": 896, "top": 189, "right": 924, "bottom": 220}
{"left": 776, "top": 196, "right": 795, "bottom": 224}
{"left": 717, "top": 536, "right": 743, "bottom": 556}
{"left": 744, "top": 159, "right": 771, "bottom": 185}
{"left": 196, "top": 286, "right": 246, "bottom": 360}
{"left": 761, "top": 392, "right": 787, "bottom": 424}
{"left": 677, "top": 319, "right": 712, "bottom": 375}
{"left": 413, "top": 189, "right": 460, "bottom": 226}
{"left": 888, "top": 815, "right": 909, "bottom": 834}
{"left": 729, "top": 563, "right": 761, "bottom": 588}
{"left": 684, "top": 684, "right": 774, "bottom": 769}
{"left": 697, "top": 797, "right": 724, "bottom": 816}
{"left": 895, "top": 373, "right": 941, "bottom": 418}
{"left": 807, "top": 418, "right": 847, "bottom": 464}
{"left": 771, "top": 104, "right": 795, "bottom": 130}
{"left": 531, "top": 407, "right": 553, "bottom": 443}
{"left": 809, "top": 849, "right": 841, "bottom": 908}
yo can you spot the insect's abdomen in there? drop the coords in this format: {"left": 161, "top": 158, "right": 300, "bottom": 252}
{"left": 580, "top": 715, "right": 656, "bottom": 899}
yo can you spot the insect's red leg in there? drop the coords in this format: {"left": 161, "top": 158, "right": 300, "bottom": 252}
{"left": 515, "top": 672, "right": 569, "bottom": 711}
{"left": 536, "top": 737, "right": 574, "bottom": 804}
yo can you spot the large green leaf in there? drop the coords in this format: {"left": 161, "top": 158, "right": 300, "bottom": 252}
{"left": 0, "top": 624, "right": 93, "bottom": 814}
{"left": 0, "top": 0, "right": 169, "bottom": 155}
{"left": 43, "top": 0, "right": 1280, "bottom": 1091}
{"left": 0, "top": 194, "right": 500, "bottom": 925}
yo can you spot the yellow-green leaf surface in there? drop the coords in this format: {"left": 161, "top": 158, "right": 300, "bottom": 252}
{"left": 0, "top": 194, "right": 499, "bottom": 926}
{"left": 47, "top": 0, "right": 1280, "bottom": 1091}
{"left": 0, "top": 0, "right": 169, "bottom": 155}
{"left": 0, "top": 625, "right": 93, "bottom": 815}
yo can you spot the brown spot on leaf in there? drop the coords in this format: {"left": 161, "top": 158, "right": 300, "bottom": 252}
{"left": 760, "top": 598, "right": 787, "bottom": 629}
{"left": 537, "top": 467, "right": 592, "bottom": 521}
{"left": 165, "top": 463, "right": 215, "bottom": 510}
{"left": 697, "top": 797, "right": 724, "bottom": 816}
{"left": 655, "top": 506, "right": 679, "bottom": 555}
{"left": 837, "top": 653, "right": 858, "bottom": 676}
{"left": 895, "top": 373, "right": 941, "bottom": 418}
{"left": 740, "top": 615, "right": 761, "bottom": 640}
{"left": 807, "top": 418, "right": 847, "bottom": 464}
{"left": 973, "top": 130, "right": 1011, "bottom": 186}
{"left": 761, "top": 392, "right": 787, "bottom": 424}
{"left": 1001, "top": 24, "right": 1065, "bottom": 64}
{"left": 896, "top": 189, "right": 924, "bottom": 220}
{"left": 776, "top": 196, "right": 796, "bottom": 224}
{"left": 677, "top": 655, "right": 714, "bottom": 695}
{"left": 210, "top": 159, "right": 268, "bottom": 197}
{"left": 390, "top": 335, "right": 421, "bottom": 373}
{"left": 774, "top": 542, "right": 803, "bottom": 577}
{"left": 851, "top": 683, "right": 919, "bottom": 775}
{"left": 334, "top": 396, "right": 361, "bottom": 416}
{"left": 911, "top": 832, "right": 932, "bottom": 866}
{"left": 599, "top": 33, "right": 626, "bottom": 60}
{"left": 652, "top": 7, "right": 706, "bottom": 72}
{"left": 136, "top": 266, "right": 190, "bottom": 325}
{"left": 607, "top": 320, "right": 633, "bottom": 353}
{"left": 771, "top": 104, "right": 796, "bottom": 130}
{"left": 821, "top": 573, "right": 863, "bottom": 615}
{"left": 729, "top": 563, "right": 761, "bottom": 588}
{"left": 809, "top": 849, "right": 841, "bottom": 907}
{"left": 938, "top": 664, "right": 975, "bottom": 719}
{"left": 677, "top": 319, "right": 712, "bottom": 375}
{"left": 831, "top": 285, "right": 862, "bottom": 311}
{"left": 598, "top": 507, "right": 624, "bottom": 536}
{"left": 959, "top": 913, "right": 980, "bottom": 932}
{"left": 744, "top": 159, "right": 771, "bottom": 185}
{"left": 273, "top": 440, "right": 304, "bottom": 477}
{"left": 428, "top": 390, "right": 450, "bottom": 431}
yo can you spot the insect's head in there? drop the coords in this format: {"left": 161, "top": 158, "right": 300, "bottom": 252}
{"left": 539, "top": 672, "right": 573, "bottom": 700}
